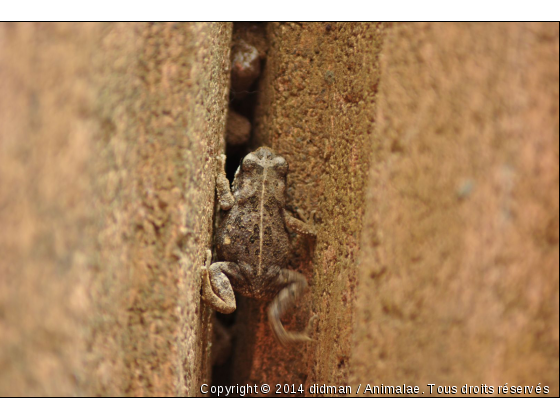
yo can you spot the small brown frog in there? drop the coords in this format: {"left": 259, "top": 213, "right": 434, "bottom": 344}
{"left": 201, "top": 147, "right": 316, "bottom": 345}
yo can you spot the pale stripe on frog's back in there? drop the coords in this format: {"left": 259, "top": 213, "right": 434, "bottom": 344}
{"left": 257, "top": 165, "right": 268, "bottom": 276}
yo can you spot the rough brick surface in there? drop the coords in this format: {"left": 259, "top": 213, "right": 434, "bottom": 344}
{"left": 351, "top": 22, "right": 559, "bottom": 397}
{"left": 231, "top": 22, "right": 386, "bottom": 391}
{"left": 1, "top": 22, "right": 557, "bottom": 398}
{"left": 0, "top": 22, "right": 231, "bottom": 396}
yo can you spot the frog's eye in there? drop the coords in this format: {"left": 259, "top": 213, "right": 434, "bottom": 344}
{"left": 273, "top": 157, "right": 288, "bottom": 176}
{"left": 241, "top": 155, "right": 259, "bottom": 172}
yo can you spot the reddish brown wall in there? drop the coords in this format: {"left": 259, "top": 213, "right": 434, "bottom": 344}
{"left": 1, "top": 22, "right": 557, "bottom": 397}
{"left": 231, "top": 22, "right": 386, "bottom": 390}
{"left": 0, "top": 22, "right": 231, "bottom": 396}
{"left": 228, "top": 22, "right": 558, "bottom": 397}
{"left": 351, "top": 22, "right": 559, "bottom": 396}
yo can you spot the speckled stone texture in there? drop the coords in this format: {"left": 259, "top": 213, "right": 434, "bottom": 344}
{"left": 1, "top": 22, "right": 557, "bottom": 398}
{"left": 231, "top": 22, "right": 558, "bottom": 398}
{"left": 351, "top": 22, "right": 559, "bottom": 397}
{"left": 0, "top": 22, "right": 232, "bottom": 396}
{"left": 231, "top": 22, "right": 386, "bottom": 392}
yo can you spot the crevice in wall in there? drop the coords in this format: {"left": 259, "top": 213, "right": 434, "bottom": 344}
{"left": 224, "top": 22, "right": 268, "bottom": 180}
{"left": 209, "top": 22, "right": 268, "bottom": 395}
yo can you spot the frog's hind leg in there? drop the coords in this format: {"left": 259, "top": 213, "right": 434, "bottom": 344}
{"left": 201, "top": 250, "right": 242, "bottom": 314}
{"left": 267, "top": 269, "right": 316, "bottom": 346}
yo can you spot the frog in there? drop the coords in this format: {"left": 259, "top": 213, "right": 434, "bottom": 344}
{"left": 201, "top": 147, "right": 316, "bottom": 345}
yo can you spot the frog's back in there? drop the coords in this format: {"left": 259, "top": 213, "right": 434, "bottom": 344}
{"left": 216, "top": 197, "right": 290, "bottom": 279}
{"left": 216, "top": 147, "right": 292, "bottom": 285}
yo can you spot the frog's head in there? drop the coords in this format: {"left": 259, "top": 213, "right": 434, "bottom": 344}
{"left": 242, "top": 147, "right": 287, "bottom": 173}
{"left": 232, "top": 147, "right": 288, "bottom": 203}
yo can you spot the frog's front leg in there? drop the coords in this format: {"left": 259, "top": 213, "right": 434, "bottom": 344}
{"left": 283, "top": 209, "right": 316, "bottom": 237}
{"left": 201, "top": 250, "right": 241, "bottom": 314}
{"left": 268, "top": 269, "right": 316, "bottom": 346}
{"left": 215, "top": 154, "right": 234, "bottom": 210}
